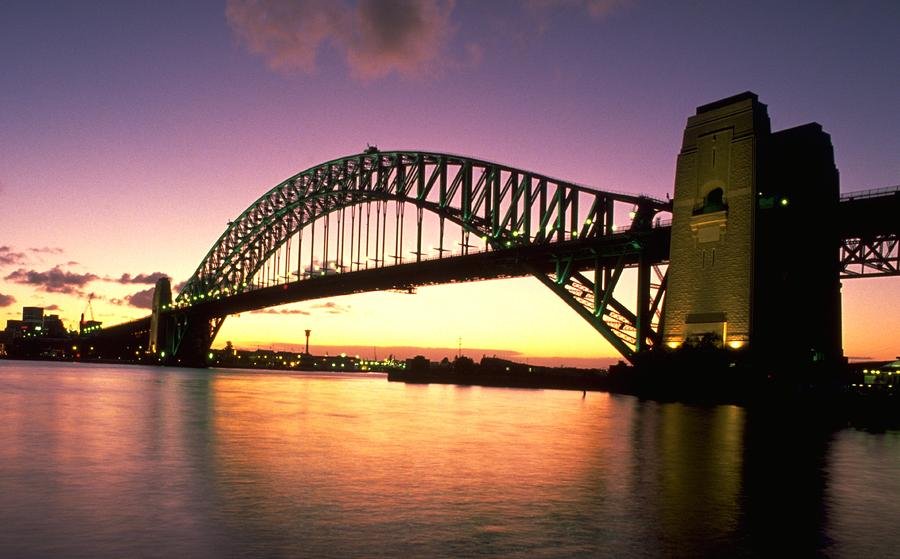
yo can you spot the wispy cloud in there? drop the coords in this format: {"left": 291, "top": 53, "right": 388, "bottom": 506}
{"left": 114, "top": 272, "right": 168, "bottom": 285}
{"left": 29, "top": 247, "right": 64, "bottom": 255}
{"left": 0, "top": 246, "right": 26, "bottom": 267}
{"left": 313, "top": 301, "right": 350, "bottom": 314}
{"left": 124, "top": 287, "right": 155, "bottom": 309}
{"left": 526, "top": 0, "right": 631, "bottom": 19}
{"left": 226, "top": 0, "right": 456, "bottom": 80}
{"left": 4, "top": 266, "right": 99, "bottom": 295}
{"left": 249, "top": 302, "right": 349, "bottom": 315}
{"left": 251, "top": 308, "right": 311, "bottom": 315}
{"left": 0, "top": 293, "right": 16, "bottom": 307}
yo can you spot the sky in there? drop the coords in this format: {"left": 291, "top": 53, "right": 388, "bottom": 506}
{"left": 1, "top": 0, "right": 898, "bottom": 366}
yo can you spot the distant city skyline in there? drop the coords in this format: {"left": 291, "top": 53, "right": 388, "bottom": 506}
{"left": 2, "top": 1, "right": 898, "bottom": 364}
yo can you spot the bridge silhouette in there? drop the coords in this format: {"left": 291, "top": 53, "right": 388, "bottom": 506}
{"left": 84, "top": 97, "right": 899, "bottom": 368}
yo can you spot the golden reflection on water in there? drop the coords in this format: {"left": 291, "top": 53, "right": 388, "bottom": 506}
{"left": 209, "top": 374, "right": 621, "bottom": 518}
{"left": 206, "top": 372, "right": 748, "bottom": 556}
{"left": 2, "top": 361, "right": 897, "bottom": 557}
{"left": 651, "top": 403, "right": 744, "bottom": 555}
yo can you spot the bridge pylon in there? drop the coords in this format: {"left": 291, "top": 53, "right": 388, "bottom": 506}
{"left": 168, "top": 312, "right": 224, "bottom": 367}
{"left": 661, "top": 92, "right": 842, "bottom": 365}
{"left": 149, "top": 277, "right": 174, "bottom": 357}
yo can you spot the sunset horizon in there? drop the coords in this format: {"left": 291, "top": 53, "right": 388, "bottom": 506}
{"left": 2, "top": 1, "right": 898, "bottom": 364}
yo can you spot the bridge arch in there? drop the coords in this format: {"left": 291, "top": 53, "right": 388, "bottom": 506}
{"left": 181, "top": 151, "right": 666, "bottom": 299}
{"left": 170, "top": 151, "right": 671, "bottom": 364}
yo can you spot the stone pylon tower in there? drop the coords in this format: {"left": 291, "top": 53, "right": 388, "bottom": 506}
{"left": 149, "top": 276, "right": 173, "bottom": 356}
{"left": 662, "top": 92, "right": 770, "bottom": 350}
{"left": 661, "top": 92, "right": 842, "bottom": 364}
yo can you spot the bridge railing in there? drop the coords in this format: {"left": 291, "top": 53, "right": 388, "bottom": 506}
{"left": 165, "top": 218, "right": 675, "bottom": 308}
{"left": 840, "top": 185, "right": 900, "bottom": 201}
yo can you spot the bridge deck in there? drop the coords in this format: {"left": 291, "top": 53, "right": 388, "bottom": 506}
{"left": 175, "top": 227, "right": 671, "bottom": 317}
{"left": 838, "top": 187, "right": 899, "bottom": 237}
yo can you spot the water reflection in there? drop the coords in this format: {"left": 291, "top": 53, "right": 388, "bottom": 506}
{"left": 620, "top": 403, "right": 745, "bottom": 556}
{"left": 1, "top": 362, "right": 898, "bottom": 558}
{"left": 739, "top": 408, "right": 833, "bottom": 556}
{"left": 206, "top": 374, "right": 632, "bottom": 556}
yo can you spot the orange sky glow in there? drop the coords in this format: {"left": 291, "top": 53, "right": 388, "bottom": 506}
{"left": 1, "top": 2, "right": 898, "bottom": 366}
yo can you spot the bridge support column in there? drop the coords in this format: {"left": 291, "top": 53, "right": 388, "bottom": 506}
{"left": 636, "top": 255, "right": 651, "bottom": 353}
{"left": 661, "top": 92, "right": 842, "bottom": 365}
{"left": 150, "top": 277, "right": 175, "bottom": 357}
{"left": 662, "top": 92, "right": 768, "bottom": 351}
{"left": 168, "top": 313, "right": 224, "bottom": 368}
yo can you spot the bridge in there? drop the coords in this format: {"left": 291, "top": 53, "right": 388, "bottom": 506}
{"left": 84, "top": 93, "right": 899, "bottom": 368}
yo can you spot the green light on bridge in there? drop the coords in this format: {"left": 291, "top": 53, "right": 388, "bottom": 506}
{"left": 780, "top": 198, "right": 789, "bottom": 206}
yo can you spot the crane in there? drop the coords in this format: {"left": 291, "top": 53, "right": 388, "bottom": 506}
{"left": 79, "top": 294, "right": 101, "bottom": 334}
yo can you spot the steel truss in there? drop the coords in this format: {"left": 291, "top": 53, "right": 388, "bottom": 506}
{"left": 532, "top": 257, "right": 667, "bottom": 359}
{"left": 840, "top": 234, "right": 899, "bottom": 277}
{"left": 175, "top": 151, "right": 671, "bottom": 361}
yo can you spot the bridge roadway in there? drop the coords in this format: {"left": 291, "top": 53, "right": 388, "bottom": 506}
{"left": 84, "top": 187, "right": 897, "bottom": 363}
{"left": 838, "top": 186, "right": 899, "bottom": 277}
{"left": 839, "top": 186, "right": 898, "bottom": 236}
{"left": 84, "top": 226, "right": 671, "bottom": 359}
{"left": 177, "top": 226, "right": 671, "bottom": 317}
{"left": 173, "top": 187, "right": 895, "bottom": 320}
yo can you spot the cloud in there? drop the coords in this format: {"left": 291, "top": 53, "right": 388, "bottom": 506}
{"left": 116, "top": 272, "right": 168, "bottom": 285}
{"left": 313, "top": 301, "right": 350, "bottom": 314}
{"left": 29, "top": 247, "right": 64, "bottom": 255}
{"left": 226, "top": 0, "right": 456, "bottom": 80}
{"left": 0, "top": 246, "right": 26, "bottom": 267}
{"left": 251, "top": 308, "right": 310, "bottom": 315}
{"left": 344, "top": 0, "right": 456, "bottom": 80}
{"left": 464, "top": 42, "right": 483, "bottom": 66}
{"left": 5, "top": 266, "right": 99, "bottom": 294}
{"left": 301, "top": 259, "right": 341, "bottom": 277}
{"left": 45, "top": 304, "right": 61, "bottom": 311}
{"left": 248, "top": 302, "right": 348, "bottom": 315}
{"left": 124, "top": 287, "right": 155, "bottom": 309}
{"left": 0, "top": 293, "right": 15, "bottom": 307}
{"left": 226, "top": 0, "right": 344, "bottom": 74}
{"left": 525, "top": 0, "right": 631, "bottom": 22}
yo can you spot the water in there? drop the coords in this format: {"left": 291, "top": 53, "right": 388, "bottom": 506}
{"left": 0, "top": 361, "right": 898, "bottom": 558}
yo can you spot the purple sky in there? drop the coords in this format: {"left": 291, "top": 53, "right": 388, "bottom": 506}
{"left": 1, "top": 0, "right": 898, "bottom": 363}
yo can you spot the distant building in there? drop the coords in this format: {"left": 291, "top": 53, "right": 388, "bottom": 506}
{"left": 405, "top": 355, "right": 430, "bottom": 372}
{"left": 207, "top": 347, "right": 364, "bottom": 371}
{"left": 4, "top": 307, "right": 69, "bottom": 340}
{"left": 2, "top": 306, "right": 72, "bottom": 360}
{"left": 22, "top": 307, "right": 43, "bottom": 324}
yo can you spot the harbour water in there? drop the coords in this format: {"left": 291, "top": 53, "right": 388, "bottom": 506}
{"left": 1, "top": 360, "right": 898, "bottom": 558}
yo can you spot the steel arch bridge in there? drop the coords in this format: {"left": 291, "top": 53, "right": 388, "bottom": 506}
{"left": 156, "top": 150, "right": 672, "bottom": 366}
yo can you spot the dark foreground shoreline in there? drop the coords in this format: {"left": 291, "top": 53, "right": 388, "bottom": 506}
{"left": 388, "top": 363, "right": 900, "bottom": 428}
{"left": 388, "top": 368, "right": 611, "bottom": 392}
{"left": 3, "top": 356, "right": 897, "bottom": 426}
